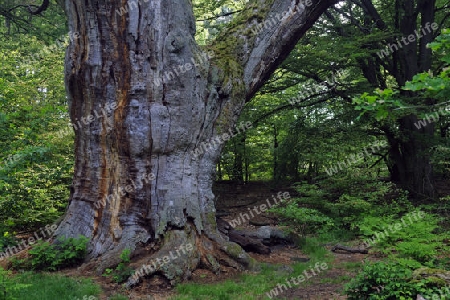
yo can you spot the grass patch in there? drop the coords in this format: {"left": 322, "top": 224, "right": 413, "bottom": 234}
{"left": 297, "top": 237, "right": 329, "bottom": 260}
{"left": 320, "top": 275, "right": 351, "bottom": 284}
{"left": 108, "top": 295, "right": 128, "bottom": 300}
{"left": 338, "top": 261, "right": 363, "bottom": 271}
{"left": 172, "top": 237, "right": 332, "bottom": 300}
{"left": 6, "top": 271, "right": 101, "bottom": 300}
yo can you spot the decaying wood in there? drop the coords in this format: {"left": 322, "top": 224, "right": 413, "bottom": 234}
{"left": 217, "top": 218, "right": 270, "bottom": 254}
{"left": 228, "top": 230, "right": 271, "bottom": 255}
{"left": 217, "top": 218, "right": 297, "bottom": 254}
{"left": 331, "top": 244, "right": 368, "bottom": 254}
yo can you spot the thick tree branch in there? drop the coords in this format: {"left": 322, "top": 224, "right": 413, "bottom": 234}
{"left": 27, "top": 0, "right": 50, "bottom": 15}
{"left": 196, "top": 10, "right": 243, "bottom": 22}
{"left": 244, "top": 0, "right": 340, "bottom": 101}
{"left": 333, "top": 6, "right": 369, "bottom": 33}
{"left": 251, "top": 90, "right": 340, "bottom": 126}
{"left": 360, "top": 0, "right": 387, "bottom": 30}
{"left": 435, "top": 2, "right": 450, "bottom": 13}
{"left": 211, "top": 0, "right": 339, "bottom": 102}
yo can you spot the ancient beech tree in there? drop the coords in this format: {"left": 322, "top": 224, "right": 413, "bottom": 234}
{"left": 56, "top": 0, "right": 337, "bottom": 285}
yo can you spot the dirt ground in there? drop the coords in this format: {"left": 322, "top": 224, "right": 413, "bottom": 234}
{"left": 81, "top": 245, "right": 367, "bottom": 300}
{"left": 82, "top": 182, "right": 373, "bottom": 299}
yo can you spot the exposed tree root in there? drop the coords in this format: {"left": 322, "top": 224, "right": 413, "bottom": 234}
{"left": 123, "top": 224, "right": 256, "bottom": 288}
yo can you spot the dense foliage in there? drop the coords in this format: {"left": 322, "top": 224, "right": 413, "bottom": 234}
{"left": 11, "top": 235, "right": 89, "bottom": 271}
{"left": 0, "top": 32, "right": 73, "bottom": 232}
{"left": 345, "top": 262, "right": 450, "bottom": 300}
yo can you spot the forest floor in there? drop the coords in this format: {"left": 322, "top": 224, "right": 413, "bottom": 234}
{"left": 4, "top": 180, "right": 450, "bottom": 299}
{"left": 75, "top": 181, "right": 377, "bottom": 300}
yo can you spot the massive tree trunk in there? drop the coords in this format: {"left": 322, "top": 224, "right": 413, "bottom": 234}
{"left": 56, "top": 0, "right": 337, "bottom": 285}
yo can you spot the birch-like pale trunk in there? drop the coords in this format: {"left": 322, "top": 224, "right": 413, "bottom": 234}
{"left": 56, "top": 0, "right": 337, "bottom": 285}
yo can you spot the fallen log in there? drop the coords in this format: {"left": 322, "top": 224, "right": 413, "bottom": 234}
{"left": 217, "top": 218, "right": 271, "bottom": 254}
{"left": 228, "top": 230, "right": 271, "bottom": 254}
{"left": 331, "top": 244, "right": 368, "bottom": 254}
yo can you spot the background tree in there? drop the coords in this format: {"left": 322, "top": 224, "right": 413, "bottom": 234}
{"left": 223, "top": 0, "right": 449, "bottom": 199}
{"left": 325, "top": 0, "right": 449, "bottom": 199}
{"left": 0, "top": 3, "right": 73, "bottom": 231}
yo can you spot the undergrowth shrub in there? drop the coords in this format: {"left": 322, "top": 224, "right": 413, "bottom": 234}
{"left": 11, "top": 235, "right": 89, "bottom": 271}
{"left": 272, "top": 178, "right": 413, "bottom": 236}
{"left": 103, "top": 249, "right": 134, "bottom": 283}
{"left": 269, "top": 203, "right": 334, "bottom": 236}
{"left": 0, "top": 146, "right": 73, "bottom": 231}
{"left": 345, "top": 261, "right": 450, "bottom": 300}
{"left": 359, "top": 212, "right": 445, "bottom": 263}
{"left": 0, "top": 231, "right": 16, "bottom": 252}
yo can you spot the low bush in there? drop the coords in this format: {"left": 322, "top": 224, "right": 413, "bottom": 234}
{"left": 0, "top": 231, "right": 17, "bottom": 252}
{"left": 359, "top": 212, "right": 445, "bottom": 263}
{"left": 103, "top": 249, "right": 134, "bottom": 283}
{"left": 272, "top": 179, "right": 413, "bottom": 236}
{"left": 11, "top": 235, "right": 89, "bottom": 271}
{"left": 345, "top": 261, "right": 450, "bottom": 300}
{"left": 269, "top": 202, "right": 334, "bottom": 236}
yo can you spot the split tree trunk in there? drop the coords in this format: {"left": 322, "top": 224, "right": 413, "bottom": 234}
{"left": 56, "top": 0, "right": 337, "bottom": 284}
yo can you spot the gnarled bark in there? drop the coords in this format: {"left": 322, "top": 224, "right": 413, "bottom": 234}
{"left": 56, "top": 0, "right": 337, "bottom": 285}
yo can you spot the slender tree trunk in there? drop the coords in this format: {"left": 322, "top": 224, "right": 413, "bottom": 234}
{"left": 244, "top": 135, "right": 250, "bottom": 183}
{"left": 273, "top": 124, "right": 279, "bottom": 181}
{"left": 232, "top": 138, "right": 244, "bottom": 183}
{"left": 56, "top": 0, "right": 337, "bottom": 285}
{"left": 217, "top": 160, "right": 223, "bottom": 181}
